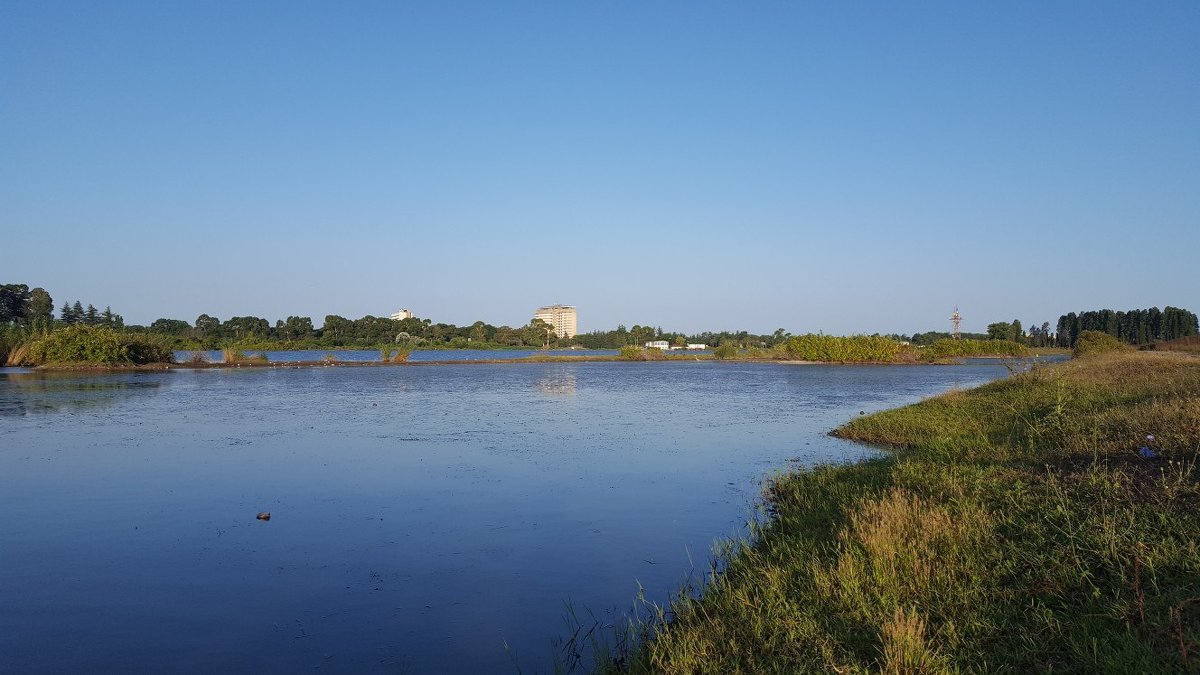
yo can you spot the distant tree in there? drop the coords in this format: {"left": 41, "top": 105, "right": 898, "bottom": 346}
{"left": 194, "top": 314, "right": 221, "bottom": 338}
{"left": 320, "top": 315, "right": 351, "bottom": 342}
{"left": 469, "top": 321, "right": 487, "bottom": 343}
{"left": 72, "top": 301, "right": 85, "bottom": 324}
{"left": 100, "top": 306, "right": 124, "bottom": 328}
{"left": 27, "top": 288, "right": 54, "bottom": 328}
{"left": 278, "top": 316, "right": 315, "bottom": 340}
{"left": 493, "top": 326, "right": 520, "bottom": 346}
{"left": 150, "top": 318, "right": 193, "bottom": 336}
{"left": 84, "top": 304, "right": 99, "bottom": 326}
{"left": 0, "top": 284, "right": 32, "bottom": 324}
{"left": 223, "top": 316, "right": 270, "bottom": 340}
{"left": 1010, "top": 319, "right": 1023, "bottom": 344}
{"left": 1054, "top": 306, "right": 1197, "bottom": 347}
{"left": 987, "top": 322, "right": 1012, "bottom": 341}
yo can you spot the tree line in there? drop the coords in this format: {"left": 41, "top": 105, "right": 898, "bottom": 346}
{"left": 144, "top": 312, "right": 567, "bottom": 349}
{"left": 1054, "top": 307, "right": 1198, "bottom": 348}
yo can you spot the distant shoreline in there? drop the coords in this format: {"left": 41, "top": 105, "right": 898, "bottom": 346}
{"left": 14, "top": 353, "right": 1056, "bottom": 372}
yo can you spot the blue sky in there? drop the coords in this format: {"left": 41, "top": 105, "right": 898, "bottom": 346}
{"left": 2, "top": 1, "right": 1197, "bottom": 335}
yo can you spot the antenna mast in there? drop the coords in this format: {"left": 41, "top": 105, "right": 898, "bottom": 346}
{"left": 950, "top": 307, "right": 963, "bottom": 339}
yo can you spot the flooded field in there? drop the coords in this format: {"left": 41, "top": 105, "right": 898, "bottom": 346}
{"left": 0, "top": 360, "right": 1014, "bottom": 671}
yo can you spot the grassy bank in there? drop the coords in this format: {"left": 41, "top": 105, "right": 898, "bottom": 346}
{"left": 595, "top": 351, "right": 1199, "bottom": 673}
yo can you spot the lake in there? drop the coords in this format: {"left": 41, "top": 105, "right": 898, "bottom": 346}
{"left": 172, "top": 348, "right": 626, "bottom": 363}
{"left": 0, "top": 359, "right": 1016, "bottom": 672}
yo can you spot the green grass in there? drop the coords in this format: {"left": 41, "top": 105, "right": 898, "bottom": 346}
{"left": 590, "top": 352, "right": 1200, "bottom": 673}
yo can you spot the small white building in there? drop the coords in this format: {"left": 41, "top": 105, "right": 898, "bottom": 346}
{"left": 645, "top": 340, "right": 671, "bottom": 350}
{"left": 390, "top": 309, "right": 414, "bottom": 321}
{"left": 686, "top": 343, "right": 708, "bottom": 350}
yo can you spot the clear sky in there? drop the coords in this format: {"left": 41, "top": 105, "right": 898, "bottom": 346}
{"left": 2, "top": 1, "right": 1197, "bottom": 335}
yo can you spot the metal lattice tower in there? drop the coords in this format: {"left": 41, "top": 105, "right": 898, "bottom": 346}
{"left": 950, "top": 307, "right": 963, "bottom": 339}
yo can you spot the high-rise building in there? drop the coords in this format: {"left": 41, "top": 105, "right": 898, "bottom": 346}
{"left": 533, "top": 305, "right": 577, "bottom": 338}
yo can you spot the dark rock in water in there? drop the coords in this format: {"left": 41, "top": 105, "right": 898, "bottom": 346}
{"left": 256, "top": 512, "right": 271, "bottom": 521}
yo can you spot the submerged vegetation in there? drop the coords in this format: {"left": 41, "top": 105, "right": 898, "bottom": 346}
{"left": 589, "top": 352, "right": 1200, "bottom": 673}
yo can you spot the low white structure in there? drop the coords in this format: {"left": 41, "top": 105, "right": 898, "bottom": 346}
{"left": 645, "top": 340, "right": 671, "bottom": 350}
{"left": 686, "top": 343, "right": 708, "bottom": 350}
{"left": 390, "top": 309, "right": 414, "bottom": 321}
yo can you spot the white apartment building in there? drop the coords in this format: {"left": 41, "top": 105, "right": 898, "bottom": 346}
{"left": 534, "top": 305, "right": 577, "bottom": 338}
{"left": 390, "top": 309, "right": 414, "bottom": 321}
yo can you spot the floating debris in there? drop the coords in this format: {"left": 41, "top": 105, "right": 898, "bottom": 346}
{"left": 256, "top": 512, "right": 271, "bottom": 521}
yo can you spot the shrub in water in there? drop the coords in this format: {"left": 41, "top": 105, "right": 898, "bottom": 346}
{"left": 783, "top": 334, "right": 902, "bottom": 362}
{"left": 713, "top": 343, "right": 739, "bottom": 360}
{"left": 923, "top": 338, "right": 1028, "bottom": 360}
{"left": 24, "top": 324, "right": 173, "bottom": 365}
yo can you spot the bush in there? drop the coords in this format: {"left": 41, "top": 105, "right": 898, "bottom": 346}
{"left": 783, "top": 334, "right": 903, "bottom": 362}
{"left": 1073, "top": 330, "right": 1131, "bottom": 357}
{"left": 223, "top": 348, "right": 267, "bottom": 364}
{"left": 713, "top": 343, "right": 739, "bottom": 360}
{"left": 22, "top": 324, "right": 173, "bottom": 365}
{"left": 619, "top": 346, "right": 666, "bottom": 361}
{"left": 381, "top": 346, "right": 413, "bottom": 363}
{"left": 923, "top": 338, "right": 1028, "bottom": 360}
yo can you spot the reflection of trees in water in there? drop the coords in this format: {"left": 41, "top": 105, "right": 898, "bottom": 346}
{"left": 0, "top": 372, "right": 162, "bottom": 416}
{"left": 536, "top": 369, "right": 577, "bottom": 396}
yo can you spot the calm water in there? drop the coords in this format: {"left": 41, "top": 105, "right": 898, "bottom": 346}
{"left": 1, "top": 360, "right": 1014, "bottom": 672}
{"left": 172, "top": 348, "right": 625, "bottom": 363}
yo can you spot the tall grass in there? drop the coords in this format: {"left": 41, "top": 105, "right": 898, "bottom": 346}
{"left": 593, "top": 352, "right": 1200, "bottom": 673}
{"left": 380, "top": 346, "right": 413, "bottom": 363}
{"left": 222, "top": 348, "right": 267, "bottom": 364}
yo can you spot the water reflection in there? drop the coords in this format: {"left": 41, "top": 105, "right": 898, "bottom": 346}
{"left": 0, "top": 370, "right": 162, "bottom": 416}
{"left": 0, "top": 361, "right": 1015, "bottom": 672}
{"left": 536, "top": 369, "right": 577, "bottom": 396}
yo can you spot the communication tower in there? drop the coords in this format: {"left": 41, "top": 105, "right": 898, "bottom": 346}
{"left": 950, "top": 307, "right": 963, "bottom": 339}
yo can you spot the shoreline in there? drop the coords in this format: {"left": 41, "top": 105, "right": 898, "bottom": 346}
{"left": 12, "top": 354, "right": 1052, "bottom": 372}
{"left": 596, "top": 351, "right": 1199, "bottom": 672}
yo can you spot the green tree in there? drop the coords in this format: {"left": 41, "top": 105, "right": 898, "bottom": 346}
{"left": 27, "top": 288, "right": 53, "bottom": 329}
{"left": 151, "top": 318, "right": 193, "bottom": 335}
{"left": 320, "top": 315, "right": 351, "bottom": 341}
{"left": 469, "top": 321, "right": 487, "bottom": 343}
{"left": 279, "top": 316, "right": 315, "bottom": 340}
{"left": 0, "top": 284, "right": 31, "bottom": 324}
{"left": 195, "top": 314, "right": 221, "bottom": 338}
{"left": 987, "top": 322, "right": 1012, "bottom": 341}
{"left": 84, "top": 304, "right": 99, "bottom": 325}
{"left": 1010, "top": 319, "right": 1023, "bottom": 344}
{"left": 223, "top": 316, "right": 270, "bottom": 340}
